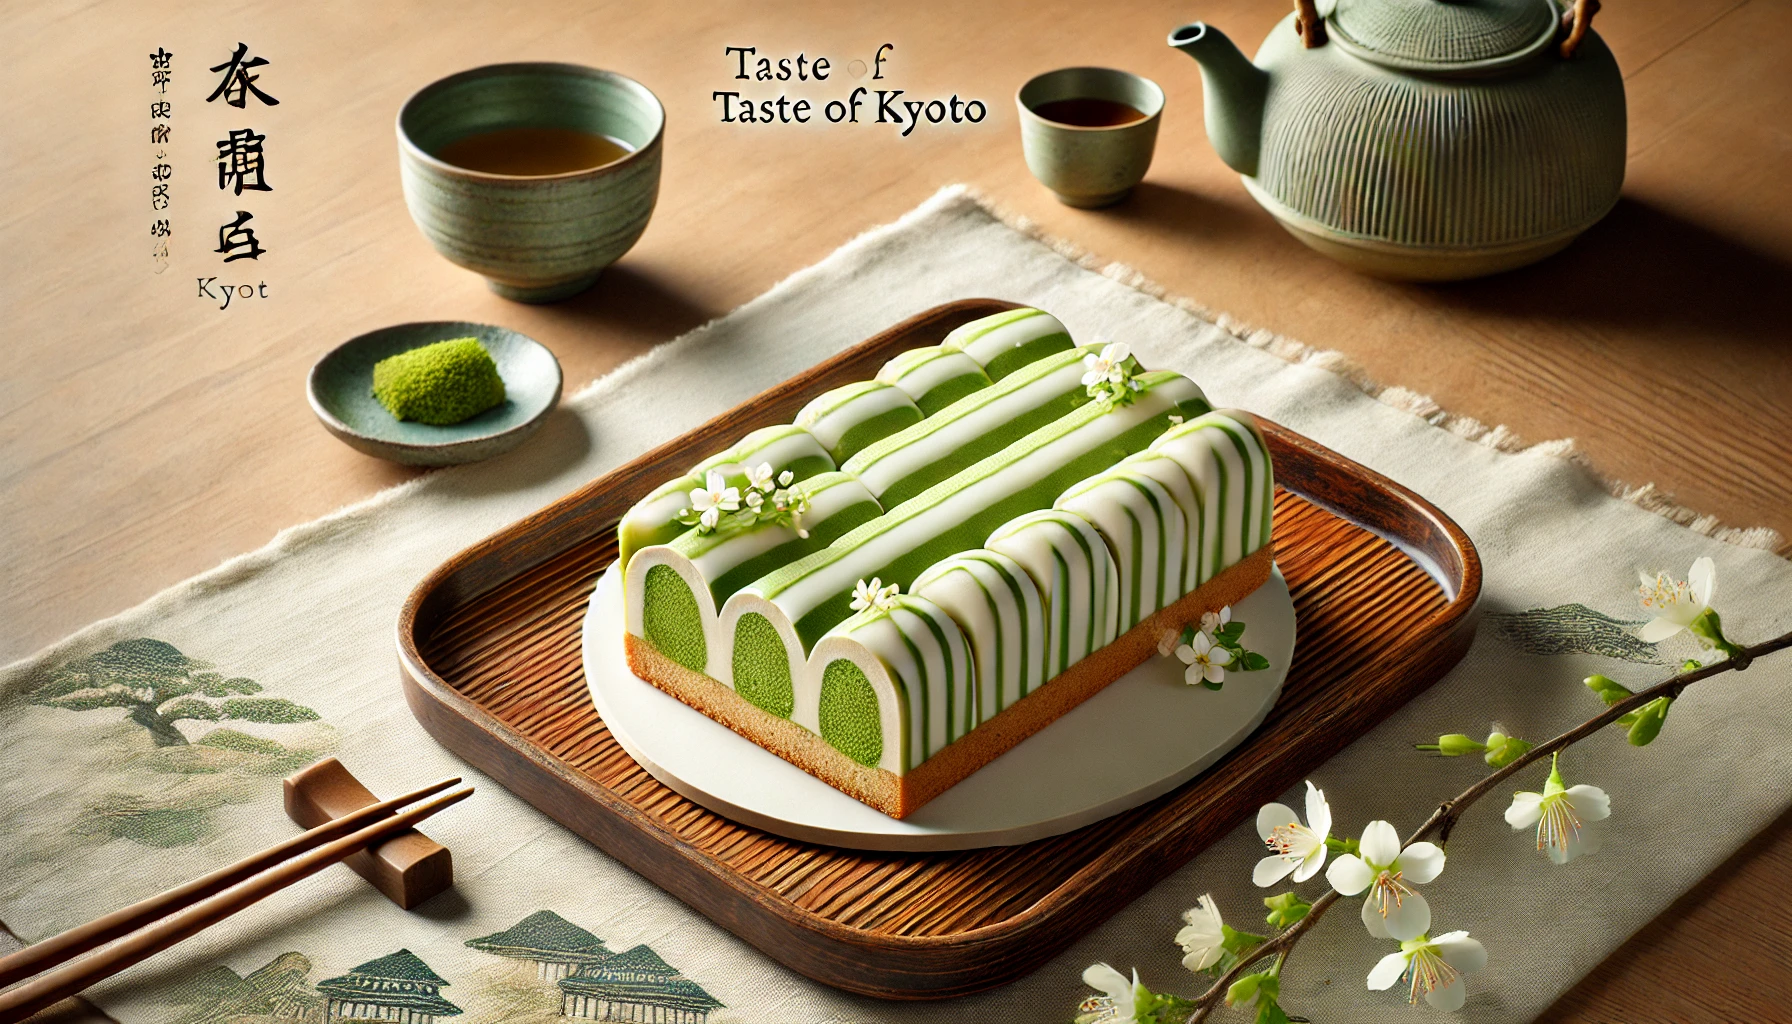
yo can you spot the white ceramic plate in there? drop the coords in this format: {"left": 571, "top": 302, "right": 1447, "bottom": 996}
{"left": 581, "top": 563, "right": 1294, "bottom": 851}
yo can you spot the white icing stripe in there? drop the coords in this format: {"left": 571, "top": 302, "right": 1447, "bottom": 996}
{"left": 946, "top": 309, "right": 1069, "bottom": 367}
{"left": 1149, "top": 410, "right": 1275, "bottom": 583}
{"left": 876, "top": 347, "right": 988, "bottom": 405}
{"left": 1057, "top": 470, "right": 1187, "bottom": 630}
{"left": 844, "top": 348, "right": 1090, "bottom": 499}
{"left": 913, "top": 550, "right": 1045, "bottom": 717}
{"left": 796, "top": 381, "right": 918, "bottom": 454}
{"left": 986, "top": 509, "right": 1121, "bottom": 681}
{"left": 759, "top": 375, "right": 1202, "bottom": 628}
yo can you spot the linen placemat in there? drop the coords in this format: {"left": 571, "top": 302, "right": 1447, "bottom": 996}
{"left": 4, "top": 187, "right": 1788, "bottom": 1024}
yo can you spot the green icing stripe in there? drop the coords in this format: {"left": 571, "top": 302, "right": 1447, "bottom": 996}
{"left": 843, "top": 346, "right": 1094, "bottom": 508}
{"left": 1058, "top": 470, "right": 1186, "bottom": 630}
{"left": 831, "top": 404, "right": 925, "bottom": 463}
{"left": 986, "top": 509, "right": 1119, "bottom": 681}
{"left": 942, "top": 308, "right": 1076, "bottom": 381}
{"left": 796, "top": 381, "right": 924, "bottom": 463}
{"left": 876, "top": 347, "right": 993, "bottom": 416}
{"left": 756, "top": 371, "right": 1206, "bottom": 651}
{"left": 913, "top": 549, "right": 1044, "bottom": 717}
{"left": 1148, "top": 411, "right": 1273, "bottom": 584}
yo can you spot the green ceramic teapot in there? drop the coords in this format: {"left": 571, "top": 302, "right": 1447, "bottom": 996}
{"left": 1170, "top": 0, "right": 1624, "bottom": 280}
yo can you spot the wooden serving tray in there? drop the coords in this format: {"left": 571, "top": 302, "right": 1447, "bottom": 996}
{"left": 397, "top": 299, "right": 1481, "bottom": 1000}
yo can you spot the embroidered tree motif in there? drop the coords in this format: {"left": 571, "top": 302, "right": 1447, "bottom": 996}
{"left": 31, "top": 638, "right": 318, "bottom": 747}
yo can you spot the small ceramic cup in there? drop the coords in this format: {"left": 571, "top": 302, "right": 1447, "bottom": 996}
{"left": 1016, "top": 67, "right": 1164, "bottom": 208}
{"left": 397, "top": 63, "right": 664, "bottom": 303}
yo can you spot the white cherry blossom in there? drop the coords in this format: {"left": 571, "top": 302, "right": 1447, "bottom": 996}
{"left": 1175, "top": 894, "right": 1226, "bottom": 972}
{"left": 1637, "top": 556, "right": 1715, "bottom": 643}
{"left": 745, "top": 461, "right": 776, "bottom": 492}
{"left": 850, "top": 577, "right": 901, "bottom": 614}
{"left": 1177, "top": 632, "right": 1234, "bottom": 686}
{"left": 1367, "top": 931, "right": 1486, "bottom": 1011}
{"left": 1505, "top": 755, "right": 1611, "bottom": 864}
{"left": 1079, "top": 963, "right": 1143, "bottom": 1024}
{"left": 1081, "top": 342, "right": 1132, "bottom": 387}
{"left": 1201, "top": 605, "right": 1233, "bottom": 637}
{"left": 1325, "top": 820, "right": 1446, "bottom": 940}
{"left": 1253, "top": 781, "right": 1332, "bottom": 886}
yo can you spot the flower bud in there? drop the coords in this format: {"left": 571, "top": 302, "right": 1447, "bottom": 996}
{"left": 1626, "top": 696, "right": 1671, "bottom": 746}
{"left": 1437, "top": 733, "right": 1484, "bottom": 757}
{"left": 1263, "top": 892, "right": 1312, "bottom": 929}
{"left": 1227, "top": 973, "right": 1263, "bottom": 1006}
{"left": 1483, "top": 730, "right": 1532, "bottom": 768}
{"left": 1584, "top": 674, "right": 1633, "bottom": 705}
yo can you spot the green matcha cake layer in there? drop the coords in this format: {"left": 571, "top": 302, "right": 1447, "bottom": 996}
{"left": 795, "top": 381, "right": 925, "bottom": 463}
{"left": 985, "top": 509, "right": 1123, "bottom": 682}
{"left": 912, "top": 549, "right": 1046, "bottom": 721}
{"left": 940, "top": 307, "right": 1075, "bottom": 381}
{"left": 1057, "top": 467, "right": 1188, "bottom": 632}
{"left": 735, "top": 370, "right": 1210, "bottom": 650}
{"left": 874, "top": 346, "right": 993, "bottom": 415}
{"left": 806, "top": 594, "right": 972, "bottom": 773}
{"left": 842, "top": 345, "right": 1103, "bottom": 508}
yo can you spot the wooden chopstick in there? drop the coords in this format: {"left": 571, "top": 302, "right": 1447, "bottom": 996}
{"left": 0, "top": 775, "right": 461, "bottom": 989}
{"left": 0, "top": 786, "right": 473, "bottom": 1024}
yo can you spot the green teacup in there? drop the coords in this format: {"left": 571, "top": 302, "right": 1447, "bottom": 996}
{"left": 1016, "top": 67, "right": 1164, "bottom": 209}
{"left": 398, "top": 63, "right": 664, "bottom": 303}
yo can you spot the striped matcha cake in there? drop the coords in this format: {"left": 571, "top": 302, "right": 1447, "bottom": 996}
{"left": 615, "top": 307, "right": 1276, "bottom": 818}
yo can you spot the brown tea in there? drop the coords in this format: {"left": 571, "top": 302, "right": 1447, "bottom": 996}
{"left": 1030, "top": 97, "right": 1147, "bottom": 128}
{"left": 433, "top": 127, "right": 633, "bottom": 176}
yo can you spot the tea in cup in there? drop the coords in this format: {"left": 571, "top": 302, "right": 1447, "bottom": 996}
{"left": 1016, "top": 67, "right": 1164, "bottom": 208}
{"left": 398, "top": 63, "right": 664, "bottom": 303}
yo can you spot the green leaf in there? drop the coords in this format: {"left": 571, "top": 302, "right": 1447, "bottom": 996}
{"left": 1201, "top": 679, "right": 1224, "bottom": 691}
{"left": 1216, "top": 622, "right": 1246, "bottom": 644}
{"left": 219, "top": 697, "right": 319, "bottom": 724}
{"left": 1239, "top": 652, "right": 1271, "bottom": 672}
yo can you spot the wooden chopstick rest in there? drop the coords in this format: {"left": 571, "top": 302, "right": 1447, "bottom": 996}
{"left": 285, "top": 757, "right": 454, "bottom": 909}
{"left": 0, "top": 787, "right": 473, "bottom": 1024}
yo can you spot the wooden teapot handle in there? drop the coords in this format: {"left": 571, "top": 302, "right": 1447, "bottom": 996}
{"left": 1560, "top": 0, "right": 1601, "bottom": 58}
{"left": 1293, "top": 0, "right": 1328, "bottom": 48}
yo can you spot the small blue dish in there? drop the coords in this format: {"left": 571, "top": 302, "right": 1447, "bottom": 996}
{"left": 308, "top": 321, "right": 563, "bottom": 466}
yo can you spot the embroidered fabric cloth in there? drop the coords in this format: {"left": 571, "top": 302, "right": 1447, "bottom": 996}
{"left": 4, "top": 188, "right": 1789, "bottom": 1024}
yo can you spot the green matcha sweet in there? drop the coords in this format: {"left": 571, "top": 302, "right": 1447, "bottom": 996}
{"left": 371, "top": 337, "right": 506, "bottom": 425}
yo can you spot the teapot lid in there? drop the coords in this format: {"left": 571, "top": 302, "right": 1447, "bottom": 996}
{"left": 1328, "top": 0, "right": 1561, "bottom": 72}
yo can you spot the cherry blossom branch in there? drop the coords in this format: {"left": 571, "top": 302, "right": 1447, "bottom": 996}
{"left": 1182, "top": 625, "right": 1792, "bottom": 1023}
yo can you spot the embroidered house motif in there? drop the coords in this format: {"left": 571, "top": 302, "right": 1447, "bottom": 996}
{"left": 556, "top": 945, "right": 723, "bottom": 1024}
{"left": 464, "top": 910, "right": 613, "bottom": 981}
{"left": 315, "top": 949, "right": 462, "bottom": 1024}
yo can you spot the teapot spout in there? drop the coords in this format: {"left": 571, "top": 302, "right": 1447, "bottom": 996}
{"left": 1168, "top": 23, "right": 1269, "bottom": 177}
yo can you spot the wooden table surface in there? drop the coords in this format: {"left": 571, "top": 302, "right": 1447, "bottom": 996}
{"left": 4, "top": 0, "right": 1789, "bottom": 1020}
